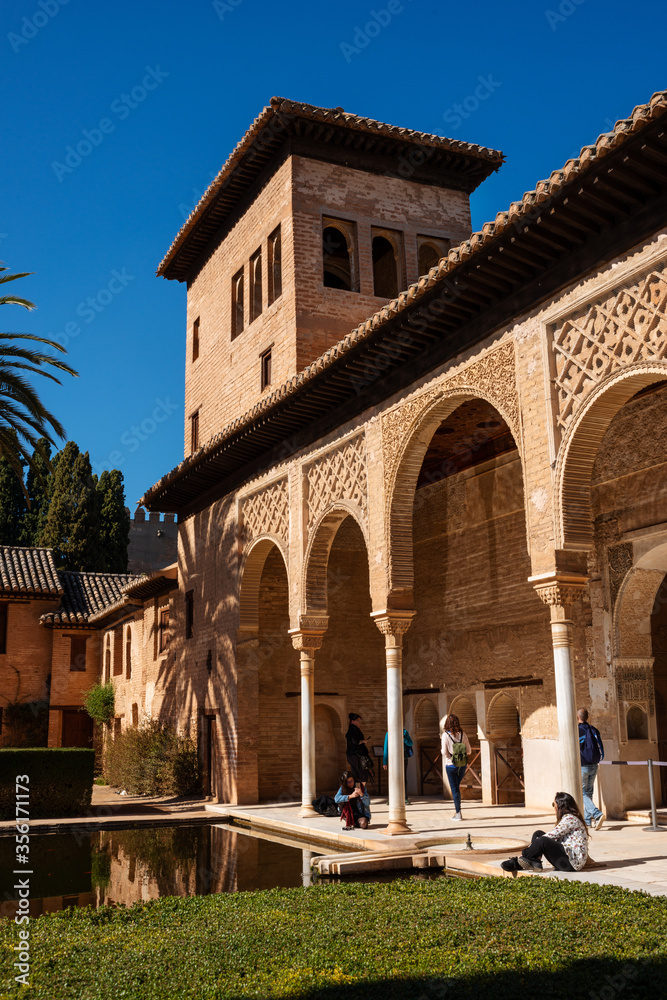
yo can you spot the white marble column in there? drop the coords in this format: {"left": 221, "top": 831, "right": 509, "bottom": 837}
{"left": 289, "top": 620, "right": 327, "bottom": 819}
{"left": 372, "top": 610, "right": 415, "bottom": 836}
{"left": 532, "top": 575, "right": 587, "bottom": 811}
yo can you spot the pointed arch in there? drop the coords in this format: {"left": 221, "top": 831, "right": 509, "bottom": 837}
{"left": 556, "top": 363, "right": 667, "bottom": 550}
{"left": 303, "top": 502, "right": 369, "bottom": 614}
{"left": 238, "top": 535, "right": 289, "bottom": 635}
{"left": 386, "top": 388, "right": 523, "bottom": 601}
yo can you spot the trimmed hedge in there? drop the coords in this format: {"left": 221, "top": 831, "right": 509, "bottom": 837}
{"left": 0, "top": 748, "right": 94, "bottom": 819}
{"left": 0, "top": 878, "right": 666, "bottom": 999}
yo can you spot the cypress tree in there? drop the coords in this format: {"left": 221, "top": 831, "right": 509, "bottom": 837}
{"left": 0, "top": 448, "right": 26, "bottom": 545}
{"left": 42, "top": 441, "right": 102, "bottom": 570}
{"left": 19, "top": 438, "right": 52, "bottom": 547}
{"left": 96, "top": 469, "right": 130, "bottom": 572}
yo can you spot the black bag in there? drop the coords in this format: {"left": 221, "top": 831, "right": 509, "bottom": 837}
{"left": 312, "top": 795, "right": 338, "bottom": 817}
{"left": 359, "top": 753, "right": 375, "bottom": 775}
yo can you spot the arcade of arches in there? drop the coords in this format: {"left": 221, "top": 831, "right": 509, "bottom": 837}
{"left": 133, "top": 100, "right": 667, "bottom": 832}
{"left": 184, "top": 264, "right": 667, "bottom": 831}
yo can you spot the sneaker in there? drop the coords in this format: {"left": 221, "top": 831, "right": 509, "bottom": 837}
{"left": 518, "top": 856, "right": 543, "bottom": 871}
{"left": 405, "top": 799, "right": 411, "bottom": 806}
{"left": 593, "top": 814, "right": 605, "bottom": 831}
{"left": 501, "top": 857, "right": 520, "bottom": 872}
{"left": 450, "top": 812, "right": 462, "bottom": 822}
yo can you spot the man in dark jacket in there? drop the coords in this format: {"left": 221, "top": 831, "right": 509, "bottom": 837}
{"left": 578, "top": 708, "right": 605, "bottom": 830}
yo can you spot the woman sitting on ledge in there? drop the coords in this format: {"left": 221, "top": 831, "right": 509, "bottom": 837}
{"left": 501, "top": 791, "right": 589, "bottom": 872}
{"left": 334, "top": 771, "right": 371, "bottom": 831}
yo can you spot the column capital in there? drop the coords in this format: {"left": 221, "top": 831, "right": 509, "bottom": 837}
{"left": 371, "top": 609, "right": 415, "bottom": 647}
{"left": 529, "top": 573, "right": 588, "bottom": 621}
{"left": 289, "top": 615, "right": 328, "bottom": 652}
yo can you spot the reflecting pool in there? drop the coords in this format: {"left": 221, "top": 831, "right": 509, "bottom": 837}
{"left": 0, "top": 822, "right": 322, "bottom": 918}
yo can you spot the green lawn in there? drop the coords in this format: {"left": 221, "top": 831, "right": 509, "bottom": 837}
{"left": 1, "top": 878, "right": 666, "bottom": 999}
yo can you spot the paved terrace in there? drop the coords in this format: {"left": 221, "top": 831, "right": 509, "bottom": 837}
{"left": 210, "top": 797, "right": 667, "bottom": 895}
{"left": 2, "top": 789, "right": 665, "bottom": 896}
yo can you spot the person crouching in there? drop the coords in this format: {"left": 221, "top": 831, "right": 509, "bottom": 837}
{"left": 335, "top": 771, "right": 371, "bottom": 831}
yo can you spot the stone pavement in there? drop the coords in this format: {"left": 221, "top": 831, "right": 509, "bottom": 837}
{"left": 2, "top": 788, "right": 665, "bottom": 897}
{"left": 208, "top": 796, "right": 667, "bottom": 897}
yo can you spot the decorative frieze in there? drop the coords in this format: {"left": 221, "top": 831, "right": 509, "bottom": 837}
{"left": 240, "top": 478, "right": 289, "bottom": 548}
{"left": 381, "top": 340, "right": 519, "bottom": 492}
{"left": 551, "top": 267, "right": 667, "bottom": 436}
{"left": 305, "top": 434, "right": 367, "bottom": 530}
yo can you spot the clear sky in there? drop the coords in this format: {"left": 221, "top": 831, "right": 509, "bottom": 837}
{"left": 2, "top": 0, "right": 666, "bottom": 510}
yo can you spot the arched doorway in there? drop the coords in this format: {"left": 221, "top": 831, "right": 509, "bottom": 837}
{"left": 487, "top": 693, "right": 524, "bottom": 804}
{"left": 314, "top": 704, "right": 344, "bottom": 794}
{"left": 414, "top": 698, "right": 440, "bottom": 795}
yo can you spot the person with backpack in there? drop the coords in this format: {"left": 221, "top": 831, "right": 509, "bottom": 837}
{"left": 578, "top": 707, "right": 605, "bottom": 830}
{"left": 382, "top": 727, "right": 414, "bottom": 805}
{"left": 441, "top": 713, "right": 471, "bottom": 821}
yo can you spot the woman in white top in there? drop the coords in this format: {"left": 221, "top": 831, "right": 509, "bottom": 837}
{"left": 441, "top": 713, "right": 472, "bottom": 821}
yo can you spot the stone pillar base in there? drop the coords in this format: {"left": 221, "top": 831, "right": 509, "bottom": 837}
{"left": 299, "top": 804, "right": 319, "bottom": 819}
{"left": 381, "top": 820, "right": 411, "bottom": 836}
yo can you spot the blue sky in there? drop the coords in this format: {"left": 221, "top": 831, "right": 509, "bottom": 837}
{"left": 2, "top": 0, "right": 666, "bottom": 510}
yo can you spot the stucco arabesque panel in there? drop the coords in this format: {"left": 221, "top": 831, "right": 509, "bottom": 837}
{"left": 381, "top": 340, "right": 520, "bottom": 497}
{"left": 239, "top": 477, "right": 289, "bottom": 550}
{"left": 551, "top": 266, "right": 667, "bottom": 443}
{"left": 304, "top": 433, "right": 368, "bottom": 533}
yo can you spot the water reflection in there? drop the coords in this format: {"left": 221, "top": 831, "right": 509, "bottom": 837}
{"left": 0, "top": 823, "right": 320, "bottom": 918}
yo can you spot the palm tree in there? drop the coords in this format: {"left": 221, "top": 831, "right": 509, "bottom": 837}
{"left": 0, "top": 263, "right": 77, "bottom": 492}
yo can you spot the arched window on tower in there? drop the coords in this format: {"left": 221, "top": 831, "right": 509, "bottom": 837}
{"left": 417, "top": 235, "right": 451, "bottom": 276}
{"left": 125, "top": 626, "right": 132, "bottom": 680}
{"left": 104, "top": 635, "right": 111, "bottom": 683}
{"left": 249, "top": 248, "right": 263, "bottom": 322}
{"left": 371, "top": 227, "right": 404, "bottom": 299}
{"left": 322, "top": 218, "right": 358, "bottom": 291}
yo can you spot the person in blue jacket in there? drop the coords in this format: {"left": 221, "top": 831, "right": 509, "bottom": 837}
{"left": 578, "top": 707, "right": 605, "bottom": 830}
{"left": 383, "top": 728, "right": 413, "bottom": 805}
{"left": 334, "top": 771, "right": 371, "bottom": 830}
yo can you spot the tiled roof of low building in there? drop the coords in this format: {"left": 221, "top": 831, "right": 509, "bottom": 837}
{"left": 142, "top": 88, "right": 667, "bottom": 515}
{"left": 0, "top": 546, "right": 62, "bottom": 598}
{"left": 40, "top": 571, "right": 139, "bottom": 627}
{"left": 157, "top": 96, "right": 504, "bottom": 281}
{"left": 122, "top": 564, "right": 178, "bottom": 602}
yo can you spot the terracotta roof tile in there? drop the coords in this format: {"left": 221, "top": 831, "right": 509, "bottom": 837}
{"left": 0, "top": 546, "right": 62, "bottom": 597}
{"left": 40, "top": 571, "right": 139, "bottom": 627}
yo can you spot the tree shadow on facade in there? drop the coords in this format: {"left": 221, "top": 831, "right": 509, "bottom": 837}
{"left": 227, "top": 956, "right": 666, "bottom": 1000}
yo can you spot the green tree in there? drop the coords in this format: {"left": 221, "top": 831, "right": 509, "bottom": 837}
{"left": 0, "top": 263, "right": 77, "bottom": 493}
{"left": 41, "top": 441, "right": 102, "bottom": 570}
{"left": 96, "top": 469, "right": 130, "bottom": 572}
{"left": 19, "top": 437, "right": 52, "bottom": 546}
{"left": 0, "top": 448, "right": 27, "bottom": 544}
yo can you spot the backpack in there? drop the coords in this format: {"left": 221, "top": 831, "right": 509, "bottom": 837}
{"left": 579, "top": 724, "right": 602, "bottom": 765}
{"left": 449, "top": 732, "right": 468, "bottom": 768}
